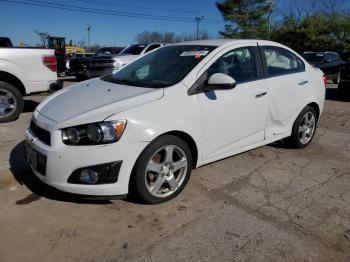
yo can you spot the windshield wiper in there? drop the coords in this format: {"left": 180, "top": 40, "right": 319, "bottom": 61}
{"left": 112, "top": 78, "right": 145, "bottom": 87}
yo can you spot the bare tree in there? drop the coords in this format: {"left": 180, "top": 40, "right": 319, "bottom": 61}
{"left": 34, "top": 30, "right": 50, "bottom": 47}
{"left": 280, "top": 0, "right": 321, "bottom": 27}
{"left": 323, "top": 0, "right": 345, "bottom": 14}
{"left": 77, "top": 39, "right": 86, "bottom": 48}
{"left": 134, "top": 30, "right": 211, "bottom": 44}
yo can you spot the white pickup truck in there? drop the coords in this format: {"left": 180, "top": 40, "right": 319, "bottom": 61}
{"left": 0, "top": 45, "right": 62, "bottom": 123}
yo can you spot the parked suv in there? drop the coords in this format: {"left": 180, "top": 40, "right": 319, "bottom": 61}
{"left": 338, "top": 58, "right": 350, "bottom": 95}
{"left": 88, "top": 43, "right": 164, "bottom": 78}
{"left": 302, "top": 51, "right": 343, "bottom": 83}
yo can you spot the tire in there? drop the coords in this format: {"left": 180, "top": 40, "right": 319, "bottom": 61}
{"left": 0, "top": 81, "right": 24, "bottom": 123}
{"left": 75, "top": 74, "right": 87, "bottom": 81}
{"left": 287, "top": 106, "right": 318, "bottom": 149}
{"left": 333, "top": 72, "right": 340, "bottom": 84}
{"left": 338, "top": 81, "right": 348, "bottom": 97}
{"left": 131, "top": 135, "right": 193, "bottom": 204}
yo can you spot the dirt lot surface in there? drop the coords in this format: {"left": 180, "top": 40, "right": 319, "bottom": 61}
{"left": 0, "top": 80, "right": 350, "bottom": 262}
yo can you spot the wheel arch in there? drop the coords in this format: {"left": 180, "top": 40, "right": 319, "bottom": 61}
{"left": 158, "top": 130, "right": 199, "bottom": 169}
{"left": 0, "top": 71, "right": 26, "bottom": 95}
{"left": 306, "top": 102, "right": 320, "bottom": 120}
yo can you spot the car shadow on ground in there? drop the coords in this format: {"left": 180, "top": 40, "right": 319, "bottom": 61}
{"left": 23, "top": 99, "right": 39, "bottom": 113}
{"left": 326, "top": 87, "right": 350, "bottom": 102}
{"left": 9, "top": 140, "right": 113, "bottom": 205}
{"left": 267, "top": 139, "right": 294, "bottom": 149}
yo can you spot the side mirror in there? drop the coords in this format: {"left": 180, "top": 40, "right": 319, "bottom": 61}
{"left": 206, "top": 73, "right": 237, "bottom": 90}
{"left": 323, "top": 59, "right": 332, "bottom": 64}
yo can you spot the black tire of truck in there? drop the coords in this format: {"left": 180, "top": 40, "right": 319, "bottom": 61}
{"left": 0, "top": 81, "right": 24, "bottom": 123}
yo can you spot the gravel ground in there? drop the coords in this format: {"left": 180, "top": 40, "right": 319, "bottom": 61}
{"left": 0, "top": 81, "right": 349, "bottom": 262}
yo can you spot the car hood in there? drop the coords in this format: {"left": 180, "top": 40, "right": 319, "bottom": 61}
{"left": 36, "top": 78, "right": 163, "bottom": 128}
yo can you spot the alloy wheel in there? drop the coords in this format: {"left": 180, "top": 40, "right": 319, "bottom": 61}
{"left": 144, "top": 145, "right": 188, "bottom": 198}
{"left": 298, "top": 111, "right": 316, "bottom": 145}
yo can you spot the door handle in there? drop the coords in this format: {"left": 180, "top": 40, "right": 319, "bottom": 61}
{"left": 255, "top": 92, "right": 267, "bottom": 98}
{"left": 298, "top": 80, "right": 308, "bottom": 86}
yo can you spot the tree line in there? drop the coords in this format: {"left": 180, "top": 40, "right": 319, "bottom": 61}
{"left": 216, "top": 0, "right": 350, "bottom": 58}
{"left": 136, "top": 0, "right": 350, "bottom": 58}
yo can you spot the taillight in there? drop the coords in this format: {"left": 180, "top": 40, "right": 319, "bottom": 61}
{"left": 42, "top": 55, "right": 57, "bottom": 72}
{"left": 323, "top": 75, "right": 328, "bottom": 87}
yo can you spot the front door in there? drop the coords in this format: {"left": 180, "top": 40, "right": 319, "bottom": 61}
{"left": 198, "top": 45, "right": 268, "bottom": 161}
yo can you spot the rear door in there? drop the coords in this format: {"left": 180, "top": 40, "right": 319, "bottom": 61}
{"left": 260, "top": 45, "right": 309, "bottom": 138}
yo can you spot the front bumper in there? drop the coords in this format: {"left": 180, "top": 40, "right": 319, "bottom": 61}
{"left": 25, "top": 114, "right": 147, "bottom": 196}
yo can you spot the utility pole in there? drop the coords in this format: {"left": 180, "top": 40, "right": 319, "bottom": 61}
{"left": 267, "top": 0, "right": 274, "bottom": 40}
{"left": 195, "top": 16, "right": 204, "bottom": 40}
{"left": 87, "top": 25, "right": 91, "bottom": 51}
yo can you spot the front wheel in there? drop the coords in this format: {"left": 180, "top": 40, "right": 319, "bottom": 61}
{"left": 131, "top": 135, "right": 193, "bottom": 204}
{"left": 288, "top": 106, "right": 317, "bottom": 149}
{"left": 0, "top": 81, "right": 24, "bottom": 123}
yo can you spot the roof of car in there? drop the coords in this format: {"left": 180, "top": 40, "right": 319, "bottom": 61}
{"left": 172, "top": 39, "right": 279, "bottom": 47}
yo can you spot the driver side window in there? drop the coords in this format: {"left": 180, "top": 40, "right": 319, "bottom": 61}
{"left": 207, "top": 47, "right": 258, "bottom": 84}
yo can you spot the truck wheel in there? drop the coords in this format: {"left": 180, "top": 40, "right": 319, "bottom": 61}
{"left": 0, "top": 81, "right": 24, "bottom": 123}
{"left": 338, "top": 81, "right": 349, "bottom": 97}
{"left": 75, "top": 74, "right": 86, "bottom": 81}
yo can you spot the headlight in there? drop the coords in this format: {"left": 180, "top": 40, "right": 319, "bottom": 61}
{"left": 113, "top": 60, "right": 120, "bottom": 69}
{"left": 62, "top": 120, "right": 127, "bottom": 145}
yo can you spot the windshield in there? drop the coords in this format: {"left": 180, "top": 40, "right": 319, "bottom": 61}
{"left": 94, "top": 49, "right": 114, "bottom": 57}
{"left": 303, "top": 53, "right": 324, "bottom": 63}
{"left": 107, "top": 45, "right": 216, "bottom": 88}
{"left": 119, "top": 44, "right": 147, "bottom": 55}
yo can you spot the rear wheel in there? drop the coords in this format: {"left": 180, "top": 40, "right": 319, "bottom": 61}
{"left": 333, "top": 72, "right": 340, "bottom": 84}
{"left": 131, "top": 135, "right": 193, "bottom": 204}
{"left": 288, "top": 106, "right": 317, "bottom": 149}
{"left": 338, "top": 81, "right": 348, "bottom": 97}
{"left": 0, "top": 81, "right": 23, "bottom": 123}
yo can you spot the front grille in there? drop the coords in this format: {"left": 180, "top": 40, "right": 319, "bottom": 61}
{"left": 30, "top": 121, "right": 51, "bottom": 146}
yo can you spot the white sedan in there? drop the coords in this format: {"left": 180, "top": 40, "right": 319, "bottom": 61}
{"left": 26, "top": 40, "right": 325, "bottom": 204}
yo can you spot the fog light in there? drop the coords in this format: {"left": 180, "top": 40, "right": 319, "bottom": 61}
{"left": 79, "top": 169, "right": 99, "bottom": 184}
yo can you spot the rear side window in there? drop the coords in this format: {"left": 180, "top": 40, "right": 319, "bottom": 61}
{"left": 326, "top": 53, "right": 340, "bottom": 62}
{"left": 207, "top": 47, "right": 259, "bottom": 83}
{"left": 263, "top": 46, "right": 305, "bottom": 77}
{"left": 145, "top": 44, "right": 161, "bottom": 53}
